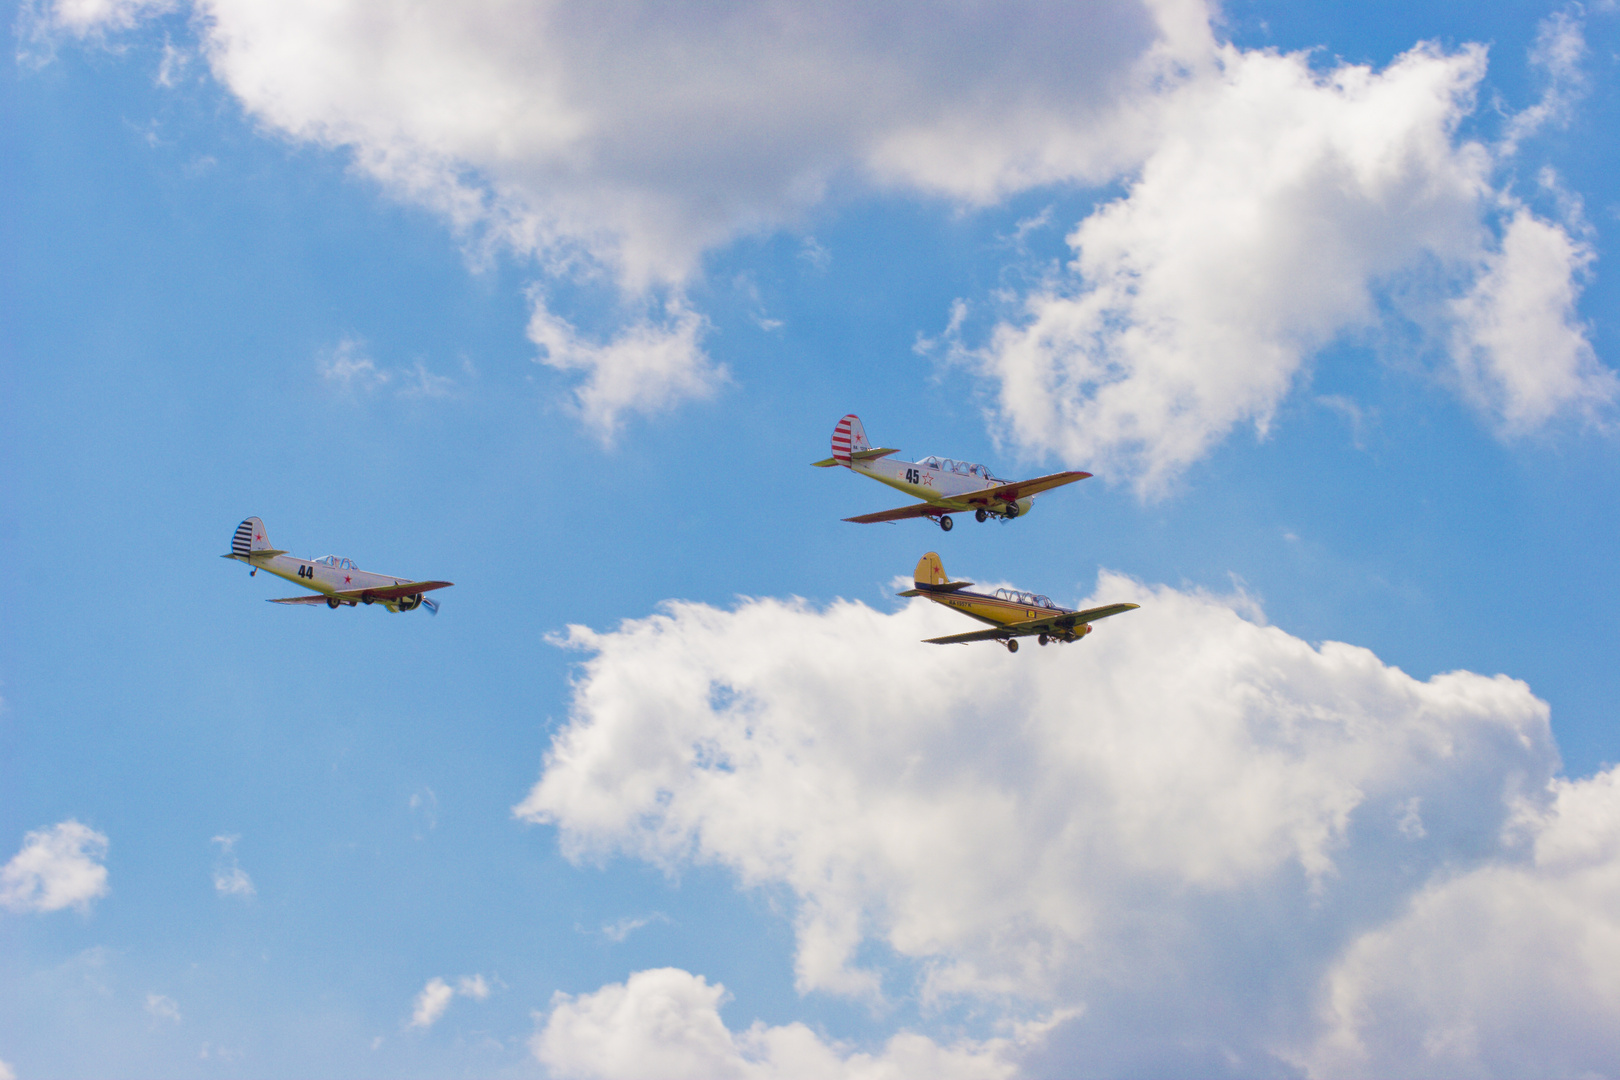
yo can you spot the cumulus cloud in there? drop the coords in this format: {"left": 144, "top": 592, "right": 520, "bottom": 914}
{"left": 408, "top": 973, "right": 493, "bottom": 1030}
{"left": 1, "top": 820, "right": 110, "bottom": 914}
{"left": 511, "top": 573, "right": 1620, "bottom": 1073}
{"left": 534, "top": 967, "right": 1022, "bottom": 1080}
{"left": 1304, "top": 764, "right": 1620, "bottom": 1079}
{"left": 527, "top": 296, "right": 723, "bottom": 440}
{"left": 1449, "top": 205, "right": 1615, "bottom": 433}
{"left": 409, "top": 977, "right": 455, "bottom": 1030}
{"left": 31, "top": 1, "right": 1609, "bottom": 454}
{"left": 976, "top": 30, "right": 1611, "bottom": 491}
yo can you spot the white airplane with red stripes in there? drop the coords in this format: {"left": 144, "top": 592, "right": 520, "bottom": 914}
{"left": 812, "top": 414, "right": 1091, "bottom": 530}
{"left": 222, "top": 517, "right": 452, "bottom": 613}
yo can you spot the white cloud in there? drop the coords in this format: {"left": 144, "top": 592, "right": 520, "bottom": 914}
{"left": 976, "top": 35, "right": 1610, "bottom": 491}
{"left": 1449, "top": 204, "right": 1616, "bottom": 433}
{"left": 1, "top": 820, "right": 110, "bottom": 914}
{"left": 527, "top": 296, "right": 723, "bottom": 440}
{"left": 317, "top": 336, "right": 458, "bottom": 402}
{"left": 33, "top": 2, "right": 1609, "bottom": 454}
{"left": 513, "top": 574, "right": 1614, "bottom": 1072}
{"left": 210, "top": 833, "right": 255, "bottom": 898}
{"left": 408, "top": 972, "right": 494, "bottom": 1029}
{"left": 534, "top": 967, "right": 1021, "bottom": 1080}
{"left": 145, "top": 992, "right": 182, "bottom": 1023}
{"left": 1304, "top": 765, "right": 1620, "bottom": 1078}
{"left": 0, "top": 1057, "right": 13, "bottom": 1080}
{"left": 318, "top": 336, "right": 390, "bottom": 392}
{"left": 601, "top": 912, "right": 669, "bottom": 944}
{"left": 410, "top": 977, "right": 454, "bottom": 1030}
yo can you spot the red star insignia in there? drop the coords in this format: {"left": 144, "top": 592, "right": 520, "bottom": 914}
{"left": 344, "top": 575, "right": 352, "bottom": 583}
{"left": 255, "top": 533, "right": 263, "bottom": 541}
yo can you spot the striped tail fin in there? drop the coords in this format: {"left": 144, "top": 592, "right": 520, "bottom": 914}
{"left": 232, "top": 517, "right": 274, "bottom": 557}
{"left": 831, "top": 414, "right": 871, "bottom": 465}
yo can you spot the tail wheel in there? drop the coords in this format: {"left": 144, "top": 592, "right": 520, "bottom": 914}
{"left": 975, "top": 509, "right": 988, "bottom": 523}
{"left": 939, "top": 515, "right": 954, "bottom": 532}
{"left": 326, "top": 597, "right": 340, "bottom": 609}
{"left": 1005, "top": 639, "right": 1019, "bottom": 653}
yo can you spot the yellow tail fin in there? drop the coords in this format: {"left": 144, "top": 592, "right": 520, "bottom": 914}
{"left": 914, "top": 551, "right": 947, "bottom": 587}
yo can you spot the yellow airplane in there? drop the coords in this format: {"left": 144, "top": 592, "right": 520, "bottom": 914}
{"left": 900, "top": 552, "right": 1138, "bottom": 652}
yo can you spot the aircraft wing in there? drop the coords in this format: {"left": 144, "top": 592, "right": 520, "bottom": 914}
{"left": 923, "top": 602, "right": 1139, "bottom": 644}
{"left": 843, "top": 502, "right": 948, "bottom": 524}
{"left": 334, "top": 580, "right": 453, "bottom": 601}
{"left": 950, "top": 470, "right": 1092, "bottom": 508}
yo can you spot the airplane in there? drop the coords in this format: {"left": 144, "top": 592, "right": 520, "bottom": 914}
{"left": 812, "top": 414, "right": 1091, "bottom": 530}
{"left": 900, "top": 551, "right": 1137, "bottom": 652}
{"left": 221, "top": 517, "right": 452, "bottom": 613}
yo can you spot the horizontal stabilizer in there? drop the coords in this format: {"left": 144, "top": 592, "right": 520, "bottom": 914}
{"left": 897, "top": 581, "right": 975, "bottom": 597}
{"left": 267, "top": 595, "right": 329, "bottom": 605}
{"left": 222, "top": 549, "right": 288, "bottom": 560}
{"left": 851, "top": 446, "right": 901, "bottom": 461}
{"left": 811, "top": 457, "right": 840, "bottom": 467}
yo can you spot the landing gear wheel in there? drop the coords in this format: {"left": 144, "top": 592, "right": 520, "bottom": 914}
{"left": 1005, "top": 639, "right": 1019, "bottom": 653}
{"left": 326, "top": 597, "right": 340, "bottom": 609}
{"left": 362, "top": 595, "right": 374, "bottom": 605}
{"left": 1004, "top": 503, "right": 1020, "bottom": 519}
{"left": 939, "top": 515, "right": 954, "bottom": 532}
{"left": 975, "top": 509, "right": 988, "bottom": 523}
{"left": 1038, "top": 634, "right": 1049, "bottom": 646}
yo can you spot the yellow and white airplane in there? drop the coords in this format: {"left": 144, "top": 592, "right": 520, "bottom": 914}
{"left": 222, "top": 517, "right": 452, "bottom": 613}
{"left": 813, "top": 414, "right": 1090, "bottom": 530}
{"left": 901, "top": 552, "right": 1137, "bottom": 652}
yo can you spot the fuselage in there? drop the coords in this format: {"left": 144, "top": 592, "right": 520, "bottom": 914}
{"left": 924, "top": 586, "right": 1077, "bottom": 630}
{"left": 228, "top": 551, "right": 414, "bottom": 604}
{"left": 855, "top": 454, "right": 1027, "bottom": 512}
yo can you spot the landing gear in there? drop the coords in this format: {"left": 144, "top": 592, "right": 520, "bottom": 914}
{"left": 362, "top": 595, "right": 374, "bottom": 605}
{"left": 1004, "top": 639, "right": 1019, "bottom": 653}
{"left": 326, "top": 597, "right": 340, "bottom": 609}
{"left": 1038, "top": 634, "right": 1049, "bottom": 646}
{"left": 975, "top": 509, "right": 988, "bottom": 523}
{"left": 938, "top": 515, "right": 954, "bottom": 532}
{"left": 1003, "top": 502, "right": 1020, "bottom": 520}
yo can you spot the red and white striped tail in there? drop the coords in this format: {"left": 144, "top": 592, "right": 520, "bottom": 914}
{"left": 831, "top": 414, "right": 870, "bottom": 465}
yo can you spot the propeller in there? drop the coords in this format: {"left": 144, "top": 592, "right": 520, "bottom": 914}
{"left": 421, "top": 596, "right": 439, "bottom": 616}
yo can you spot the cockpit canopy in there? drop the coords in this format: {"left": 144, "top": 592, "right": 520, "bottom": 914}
{"left": 996, "top": 588, "right": 1055, "bottom": 609}
{"left": 313, "top": 555, "right": 358, "bottom": 570}
{"left": 917, "top": 456, "right": 1001, "bottom": 481}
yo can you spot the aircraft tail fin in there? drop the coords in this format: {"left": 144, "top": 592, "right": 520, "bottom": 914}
{"left": 914, "top": 551, "right": 948, "bottom": 588}
{"left": 830, "top": 414, "right": 871, "bottom": 466}
{"left": 231, "top": 517, "right": 281, "bottom": 558}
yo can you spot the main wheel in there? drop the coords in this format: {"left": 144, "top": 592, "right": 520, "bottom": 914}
{"left": 362, "top": 595, "right": 374, "bottom": 605}
{"left": 975, "top": 509, "right": 988, "bottom": 523}
{"left": 1038, "top": 634, "right": 1049, "bottom": 646}
{"left": 1005, "top": 639, "right": 1019, "bottom": 653}
{"left": 326, "top": 597, "right": 340, "bottom": 609}
{"left": 939, "top": 515, "right": 954, "bottom": 532}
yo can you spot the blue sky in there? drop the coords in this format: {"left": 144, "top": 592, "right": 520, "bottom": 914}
{"left": 4, "top": 1, "right": 1619, "bottom": 1077}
